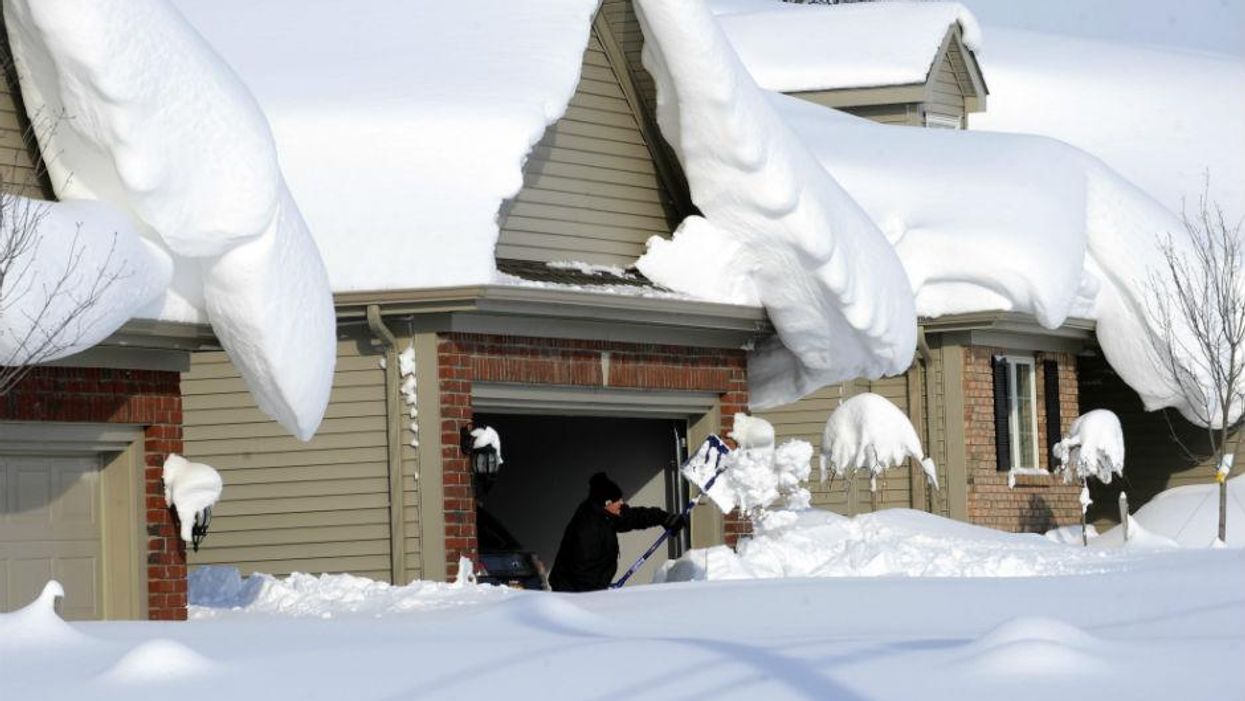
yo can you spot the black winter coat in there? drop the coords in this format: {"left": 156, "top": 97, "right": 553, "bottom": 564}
{"left": 548, "top": 500, "right": 669, "bottom": 592}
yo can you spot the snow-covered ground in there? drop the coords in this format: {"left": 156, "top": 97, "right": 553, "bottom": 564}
{"left": 4, "top": 504, "right": 1243, "bottom": 701}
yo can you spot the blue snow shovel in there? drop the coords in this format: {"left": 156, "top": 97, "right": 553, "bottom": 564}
{"left": 610, "top": 434, "right": 731, "bottom": 589}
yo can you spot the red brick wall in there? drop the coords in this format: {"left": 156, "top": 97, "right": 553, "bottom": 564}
{"left": 435, "top": 333, "right": 749, "bottom": 578}
{"left": 1, "top": 366, "right": 186, "bottom": 620}
{"left": 962, "top": 348, "right": 1082, "bottom": 532}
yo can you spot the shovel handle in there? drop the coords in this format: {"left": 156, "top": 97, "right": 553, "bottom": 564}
{"left": 609, "top": 436, "right": 729, "bottom": 589}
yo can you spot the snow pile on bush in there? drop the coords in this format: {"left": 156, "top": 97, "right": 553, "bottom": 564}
{"left": 634, "top": 0, "right": 918, "bottom": 408}
{"left": 189, "top": 566, "right": 511, "bottom": 619}
{"left": 1052, "top": 410, "right": 1125, "bottom": 489}
{"left": 5, "top": 0, "right": 335, "bottom": 439}
{"left": 821, "top": 393, "right": 939, "bottom": 490}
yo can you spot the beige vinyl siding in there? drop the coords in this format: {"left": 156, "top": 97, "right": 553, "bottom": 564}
{"left": 496, "top": 29, "right": 679, "bottom": 266}
{"left": 0, "top": 29, "right": 52, "bottom": 200}
{"left": 754, "top": 372, "right": 918, "bottom": 516}
{"left": 600, "top": 0, "right": 657, "bottom": 119}
{"left": 841, "top": 103, "right": 922, "bottom": 126}
{"left": 925, "top": 40, "right": 967, "bottom": 122}
{"left": 184, "top": 329, "right": 412, "bottom": 582}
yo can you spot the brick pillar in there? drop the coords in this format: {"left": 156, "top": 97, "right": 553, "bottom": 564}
{"left": 144, "top": 418, "right": 187, "bottom": 620}
{"left": 437, "top": 337, "right": 477, "bottom": 579}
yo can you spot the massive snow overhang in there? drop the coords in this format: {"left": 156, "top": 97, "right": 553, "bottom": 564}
{"left": 633, "top": 0, "right": 920, "bottom": 408}
{"left": 4, "top": 0, "right": 336, "bottom": 439}
{"left": 171, "top": 0, "right": 600, "bottom": 293}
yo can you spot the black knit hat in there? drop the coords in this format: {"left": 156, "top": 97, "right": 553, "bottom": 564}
{"left": 588, "top": 471, "right": 623, "bottom": 505}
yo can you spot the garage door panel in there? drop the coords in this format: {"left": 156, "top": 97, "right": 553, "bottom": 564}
{"left": 0, "top": 455, "right": 103, "bottom": 620}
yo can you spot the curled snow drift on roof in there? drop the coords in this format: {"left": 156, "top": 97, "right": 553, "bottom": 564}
{"left": 4, "top": 0, "right": 335, "bottom": 439}
{"left": 1, "top": 198, "right": 170, "bottom": 365}
{"left": 170, "top": 0, "right": 600, "bottom": 292}
{"left": 707, "top": 0, "right": 982, "bottom": 92}
{"left": 634, "top": 0, "right": 918, "bottom": 408}
{"left": 768, "top": 73, "right": 1237, "bottom": 426}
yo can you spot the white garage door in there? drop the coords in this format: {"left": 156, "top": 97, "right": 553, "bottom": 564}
{"left": 0, "top": 454, "right": 103, "bottom": 620}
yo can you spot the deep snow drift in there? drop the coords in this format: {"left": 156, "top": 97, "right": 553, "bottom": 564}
{"left": 4, "top": 0, "right": 335, "bottom": 439}
{"left": 633, "top": 0, "right": 918, "bottom": 409}
{"left": 170, "top": 0, "right": 599, "bottom": 292}
{"left": 4, "top": 519, "right": 1242, "bottom": 700}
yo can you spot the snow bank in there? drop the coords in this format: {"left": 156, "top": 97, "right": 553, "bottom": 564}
{"left": 656, "top": 507, "right": 1154, "bottom": 582}
{"left": 1051, "top": 410, "right": 1125, "bottom": 485}
{"left": 820, "top": 392, "right": 938, "bottom": 489}
{"left": 962, "top": 617, "right": 1103, "bottom": 677}
{"left": 5, "top": 0, "right": 337, "bottom": 439}
{"left": 188, "top": 566, "right": 510, "bottom": 619}
{"left": 1100, "top": 474, "right": 1245, "bottom": 548}
{"left": 161, "top": 454, "right": 223, "bottom": 544}
{"left": 171, "top": 0, "right": 599, "bottom": 292}
{"left": 634, "top": 0, "right": 918, "bottom": 408}
{"left": 706, "top": 0, "right": 981, "bottom": 92}
{"left": 101, "top": 639, "right": 214, "bottom": 683}
{"left": 770, "top": 93, "right": 1232, "bottom": 426}
{"left": 0, "top": 198, "right": 170, "bottom": 364}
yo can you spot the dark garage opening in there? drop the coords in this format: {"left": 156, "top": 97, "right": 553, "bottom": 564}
{"left": 473, "top": 413, "right": 686, "bottom": 588}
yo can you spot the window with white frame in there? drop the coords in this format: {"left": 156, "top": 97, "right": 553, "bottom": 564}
{"left": 1006, "top": 355, "right": 1040, "bottom": 470}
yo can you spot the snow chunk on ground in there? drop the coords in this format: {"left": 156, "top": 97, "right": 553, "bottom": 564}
{"left": 1052, "top": 410, "right": 1125, "bottom": 485}
{"left": 172, "top": 0, "right": 599, "bottom": 291}
{"left": 162, "top": 454, "right": 223, "bottom": 544}
{"left": 707, "top": 0, "right": 981, "bottom": 92}
{"left": 189, "top": 566, "right": 511, "bottom": 619}
{"left": 101, "top": 639, "right": 214, "bottom": 683}
{"left": 635, "top": 0, "right": 918, "bottom": 408}
{"left": 962, "top": 617, "right": 1103, "bottom": 677}
{"left": 0, "top": 198, "right": 170, "bottom": 364}
{"left": 820, "top": 392, "right": 938, "bottom": 489}
{"left": 0, "top": 581, "right": 83, "bottom": 650}
{"left": 202, "top": 185, "right": 335, "bottom": 440}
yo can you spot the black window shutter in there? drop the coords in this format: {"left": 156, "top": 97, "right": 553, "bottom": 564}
{"left": 992, "top": 356, "right": 1012, "bottom": 472}
{"left": 1044, "top": 359, "right": 1062, "bottom": 467}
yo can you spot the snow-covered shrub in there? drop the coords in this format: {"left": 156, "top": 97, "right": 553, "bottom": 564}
{"left": 820, "top": 393, "right": 938, "bottom": 490}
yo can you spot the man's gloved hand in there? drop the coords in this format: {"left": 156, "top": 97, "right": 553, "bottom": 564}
{"left": 663, "top": 512, "right": 688, "bottom": 533}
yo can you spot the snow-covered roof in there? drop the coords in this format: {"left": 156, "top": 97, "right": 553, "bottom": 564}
{"left": 706, "top": 0, "right": 983, "bottom": 93}
{"left": 634, "top": 0, "right": 1237, "bottom": 426}
{"left": 170, "top": 0, "right": 599, "bottom": 293}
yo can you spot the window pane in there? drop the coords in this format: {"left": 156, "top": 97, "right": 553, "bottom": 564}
{"left": 1014, "top": 363, "right": 1037, "bottom": 468}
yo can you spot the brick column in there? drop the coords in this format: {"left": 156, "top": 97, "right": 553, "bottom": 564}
{"left": 437, "top": 337, "right": 477, "bottom": 578}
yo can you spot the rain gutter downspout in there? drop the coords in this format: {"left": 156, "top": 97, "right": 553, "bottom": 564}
{"left": 916, "top": 327, "right": 938, "bottom": 513}
{"left": 367, "top": 304, "right": 406, "bottom": 584}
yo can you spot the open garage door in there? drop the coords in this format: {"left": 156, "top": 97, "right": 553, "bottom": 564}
{"left": 475, "top": 413, "right": 686, "bottom": 588}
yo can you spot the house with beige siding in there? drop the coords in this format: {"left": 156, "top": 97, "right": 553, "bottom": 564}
{"left": 0, "top": 20, "right": 206, "bottom": 621}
